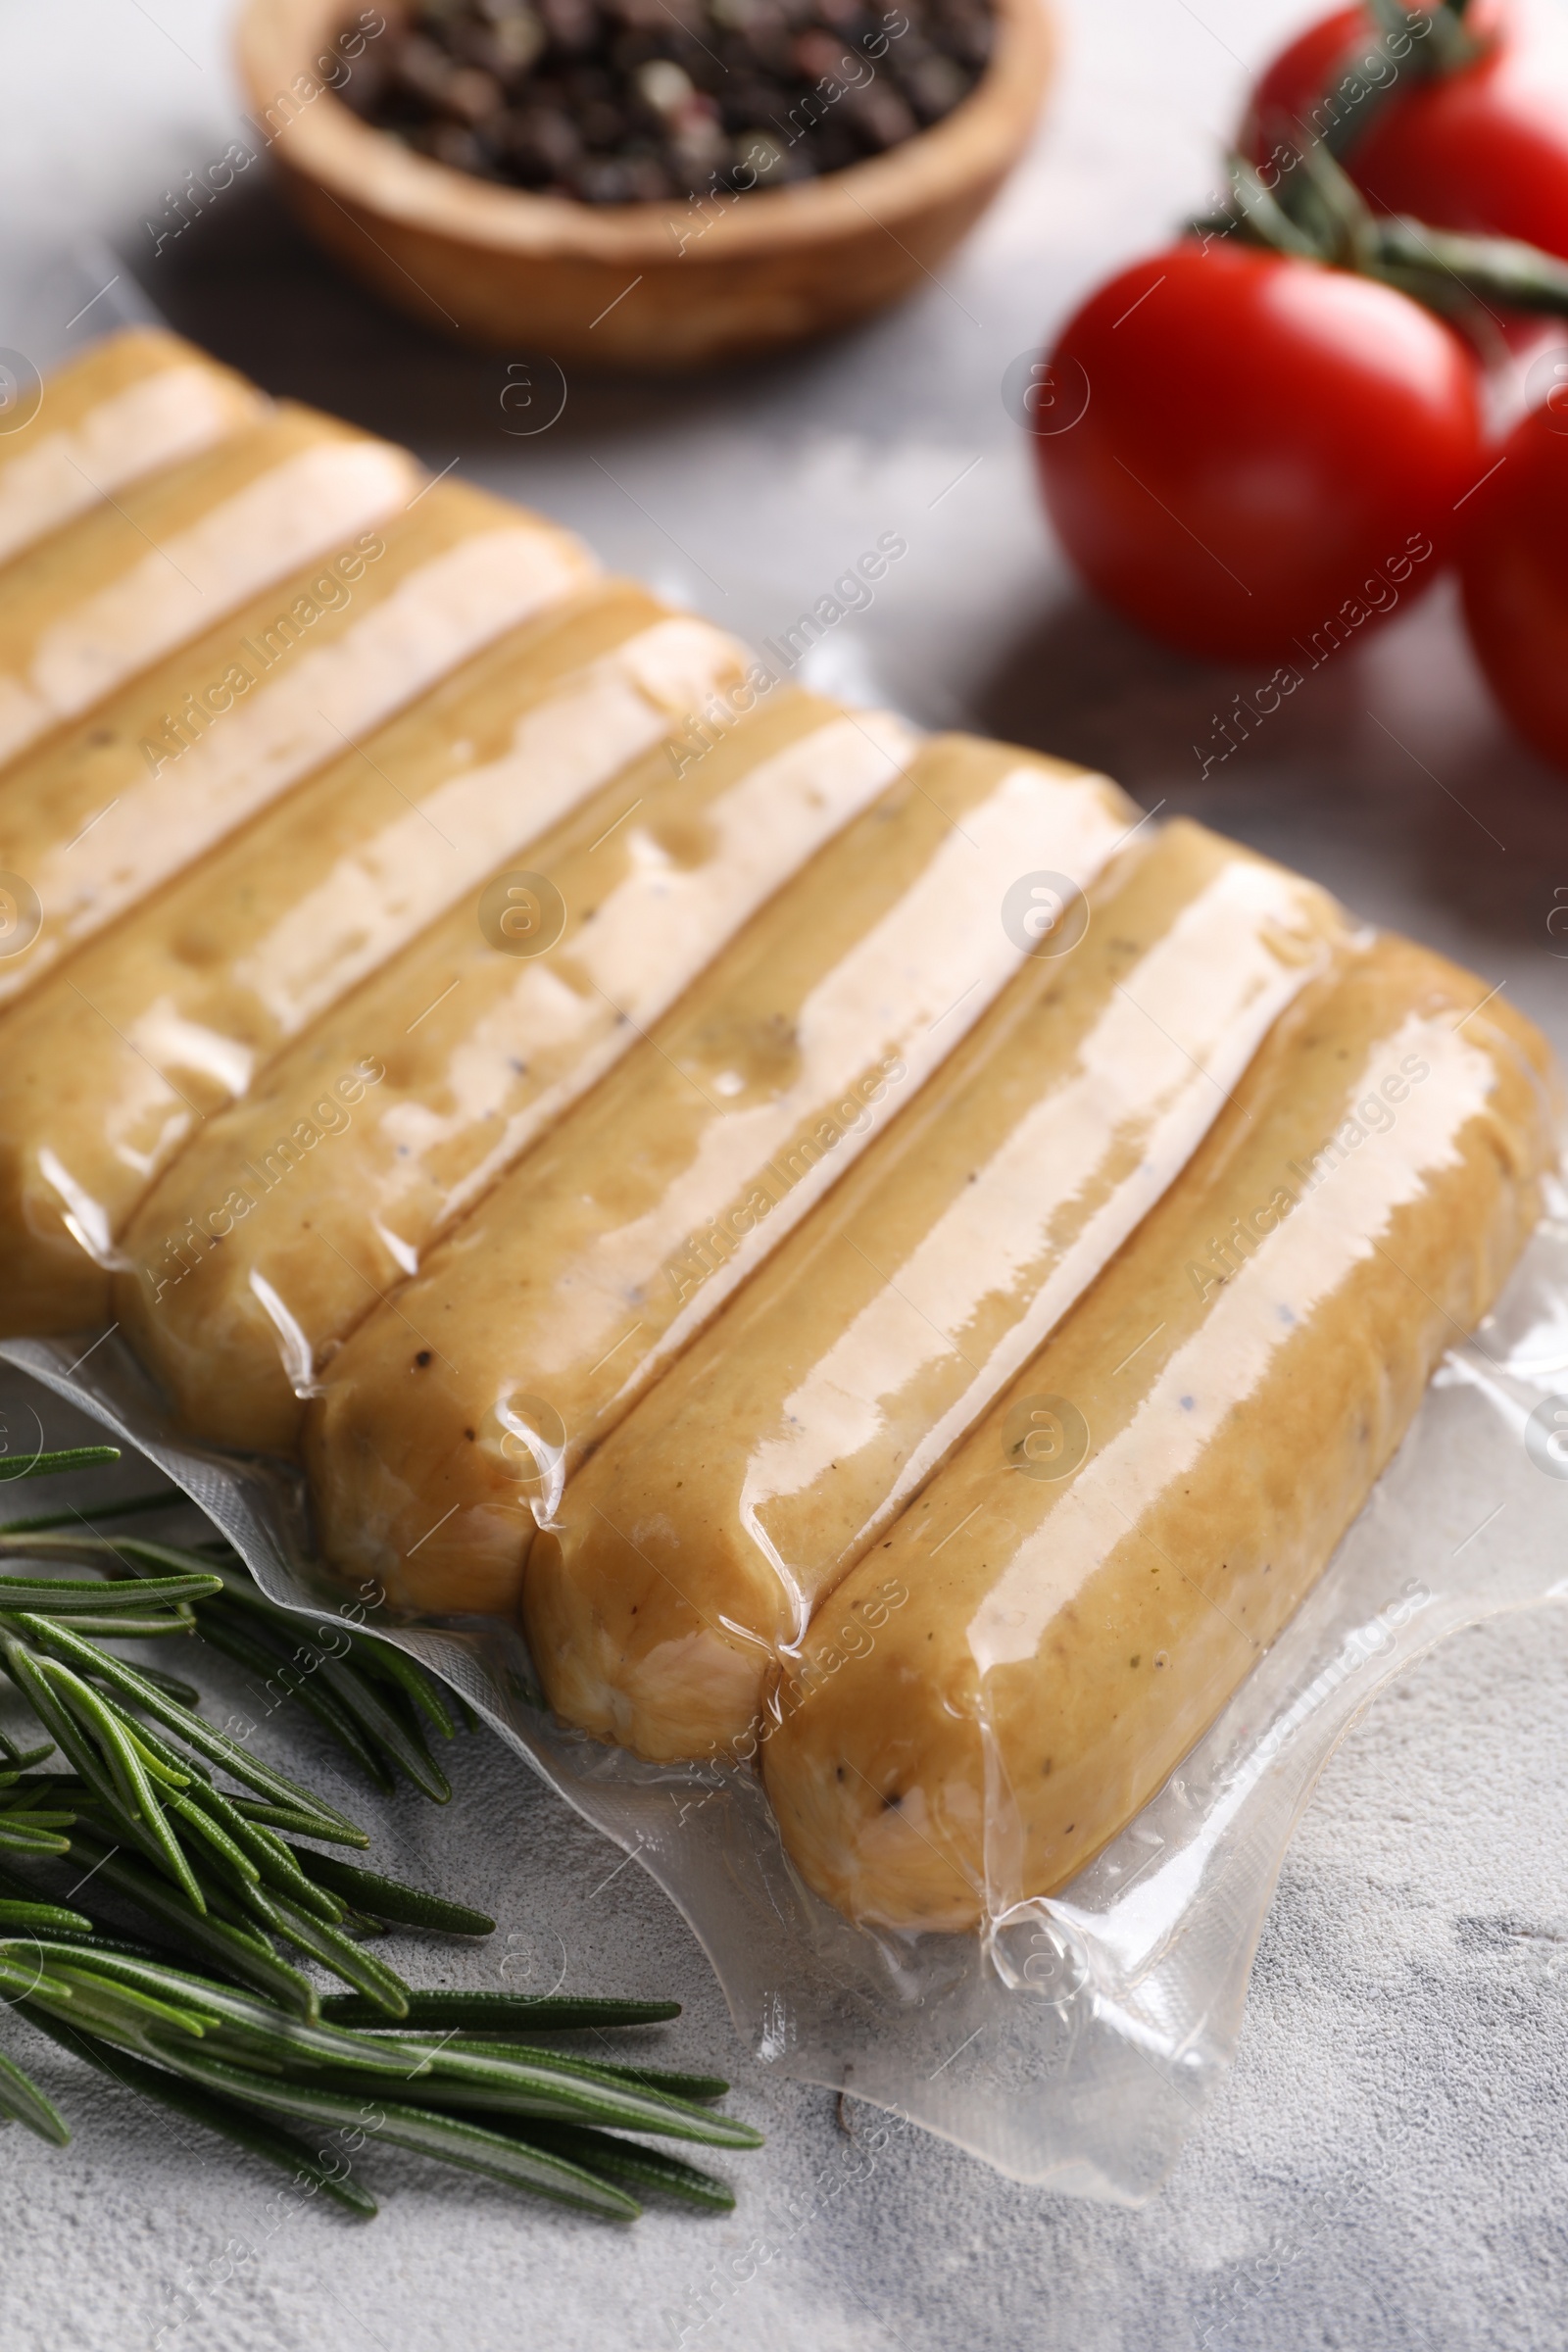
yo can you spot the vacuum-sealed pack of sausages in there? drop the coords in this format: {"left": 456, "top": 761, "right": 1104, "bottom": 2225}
{"left": 5, "top": 326, "right": 1568, "bottom": 2199}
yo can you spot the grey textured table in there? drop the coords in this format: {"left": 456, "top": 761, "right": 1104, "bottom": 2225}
{"left": 4, "top": 0, "right": 1568, "bottom": 2343}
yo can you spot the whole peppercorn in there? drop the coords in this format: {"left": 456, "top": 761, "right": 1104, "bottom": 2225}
{"left": 349, "top": 0, "right": 992, "bottom": 200}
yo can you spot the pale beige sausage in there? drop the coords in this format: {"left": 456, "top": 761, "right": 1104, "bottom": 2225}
{"left": 525, "top": 820, "right": 1351, "bottom": 1762}
{"left": 0, "top": 573, "right": 746, "bottom": 1333}
{"left": 300, "top": 740, "right": 1139, "bottom": 1617}
{"left": 760, "top": 935, "right": 1558, "bottom": 1931}
{"left": 116, "top": 692, "right": 921, "bottom": 1461}
{"left": 0, "top": 405, "right": 420, "bottom": 767}
{"left": 0, "top": 329, "right": 264, "bottom": 571}
{"left": 0, "top": 482, "right": 592, "bottom": 1007}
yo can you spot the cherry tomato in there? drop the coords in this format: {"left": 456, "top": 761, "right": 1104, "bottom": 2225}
{"left": 1243, "top": 4, "right": 1568, "bottom": 261}
{"left": 1035, "top": 239, "right": 1485, "bottom": 662}
{"left": 1459, "top": 401, "right": 1568, "bottom": 771}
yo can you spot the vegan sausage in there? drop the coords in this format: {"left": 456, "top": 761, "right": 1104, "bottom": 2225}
{"left": 761, "top": 935, "right": 1557, "bottom": 1929}
{"left": 526, "top": 819, "right": 1350, "bottom": 1761}
{"left": 302, "top": 741, "right": 1137, "bottom": 1614}
{"left": 117, "top": 697, "right": 924, "bottom": 1459}
{"left": 0, "top": 570, "right": 743, "bottom": 1331}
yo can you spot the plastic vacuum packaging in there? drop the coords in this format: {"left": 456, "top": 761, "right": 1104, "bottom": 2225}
{"left": 5, "top": 328, "right": 1568, "bottom": 2202}
{"left": 15, "top": 1198, "right": 1568, "bottom": 2197}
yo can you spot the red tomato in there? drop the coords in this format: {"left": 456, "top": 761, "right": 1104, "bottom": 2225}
{"left": 1459, "top": 402, "right": 1568, "bottom": 770}
{"left": 1243, "top": 3, "right": 1568, "bottom": 261}
{"left": 1035, "top": 240, "right": 1485, "bottom": 662}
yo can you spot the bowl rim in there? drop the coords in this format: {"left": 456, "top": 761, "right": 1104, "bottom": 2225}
{"left": 236, "top": 0, "right": 1054, "bottom": 265}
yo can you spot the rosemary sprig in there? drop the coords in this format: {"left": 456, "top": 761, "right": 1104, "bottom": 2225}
{"left": 3, "top": 1519, "right": 476, "bottom": 1802}
{"left": 0, "top": 1446, "right": 121, "bottom": 1484}
{"left": 0, "top": 1447, "right": 757, "bottom": 2219}
{"left": 319, "top": 1987, "right": 683, "bottom": 2032}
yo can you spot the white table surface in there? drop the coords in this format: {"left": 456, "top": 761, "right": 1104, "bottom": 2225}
{"left": 4, "top": 0, "right": 1568, "bottom": 2343}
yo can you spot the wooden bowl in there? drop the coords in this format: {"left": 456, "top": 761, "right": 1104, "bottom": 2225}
{"left": 236, "top": 0, "right": 1054, "bottom": 370}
